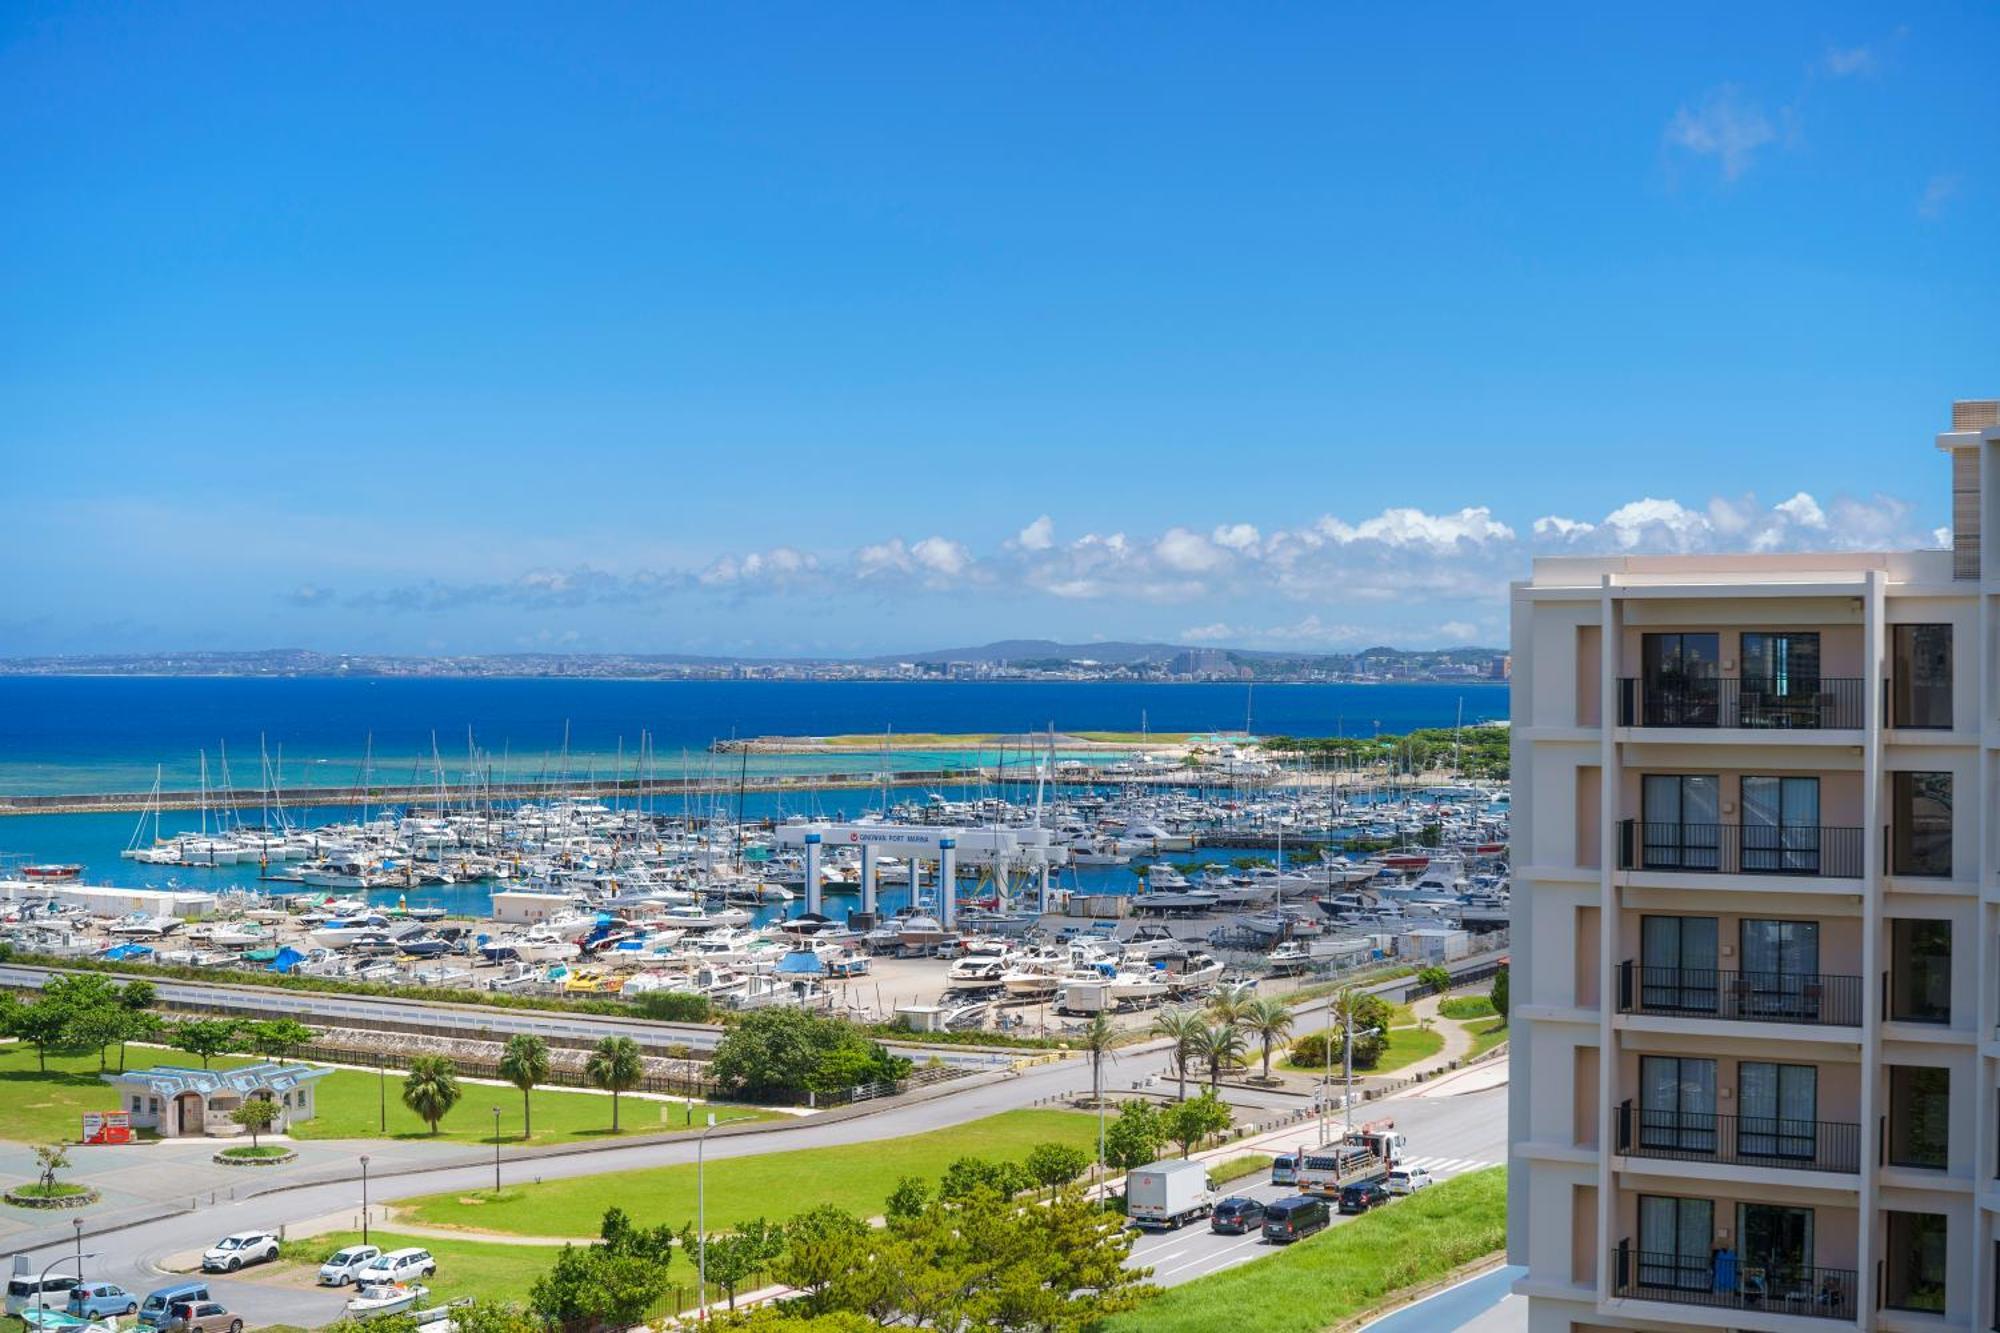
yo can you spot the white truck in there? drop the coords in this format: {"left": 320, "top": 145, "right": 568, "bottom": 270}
{"left": 1125, "top": 1158, "right": 1216, "bottom": 1229}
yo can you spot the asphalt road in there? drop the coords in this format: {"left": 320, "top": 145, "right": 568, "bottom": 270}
{"left": 1123, "top": 1080, "right": 1508, "bottom": 1288}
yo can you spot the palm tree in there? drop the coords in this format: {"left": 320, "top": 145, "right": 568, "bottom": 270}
{"left": 586, "top": 1036, "right": 645, "bottom": 1132}
{"left": 1150, "top": 1010, "right": 1207, "bottom": 1101}
{"left": 1242, "top": 997, "right": 1295, "bottom": 1081}
{"left": 401, "top": 1056, "right": 462, "bottom": 1135}
{"left": 1078, "top": 1012, "right": 1117, "bottom": 1107}
{"left": 499, "top": 1033, "right": 551, "bottom": 1141}
{"left": 1198, "top": 1022, "right": 1247, "bottom": 1094}
{"left": 1206, "top": 983, "right": 1256, "bottom": 1027}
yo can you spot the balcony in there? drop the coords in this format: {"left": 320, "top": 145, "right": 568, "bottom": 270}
{"left": 1617, "top": 678, "right": 1865, "bottom": 730}
{"left": 1615, "top": 1101, "right": 1860, "bottom": 1175}
{"left": 1618, "top": 821, "right": 1864, "bottom": 879}
{"left": 1616, "top": 961, "right": 1864, "bottom": 1028}
{"left": 1612, "top": 1241, "right": 1856, "bottom": 1321}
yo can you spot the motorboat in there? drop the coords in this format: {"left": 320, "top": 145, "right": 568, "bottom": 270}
{"left": 347, "top": 1284, "right": 431, "bottom": 1320}
{"left": 943, "top": 955, "right": 1009, "bottom": 993}
{"left": 106, "top": 914, "right": 181, "bottom": 937}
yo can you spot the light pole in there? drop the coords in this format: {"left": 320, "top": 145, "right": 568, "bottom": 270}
{"left": 696, "top": 1111, "right": 717, "bottom": 1320}
{"left": 37, "top": 1252, "right": 94, "bottom": 1327}
{"left": 492, "top": 1107, "right": 502, "bottom": 1195}
{"left": 72, "top": 1219, "right": 83, "bottom": 1283}
{"left": 378, "top": 1062, "right": 387, "bottom": 1134}
{"left": 359, "top": 1155, "right": 371, "bottom": 1246}
{"left": 1343, "top": 1011, "right": 1382, "bottom": 1144}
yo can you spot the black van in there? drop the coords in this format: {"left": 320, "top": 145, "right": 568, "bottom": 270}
{"left": 1211, "top": 1197, "right": 1267, "bottom": 1235}
{"left": 1260, "top": 1194, "right": 1330, "bottom": 1243}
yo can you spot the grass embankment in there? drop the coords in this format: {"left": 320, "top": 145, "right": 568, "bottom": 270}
{"left": 1438, "top": 996, "right": 1496, "bottom": 1020}
{"left": 0, "top": 1045, "right": 776, "bottom": 1147}
{"left": 219, "top": 1145, "right": 290, "bottom": 1159}
{"left": 403, "top": 1109, "right": 1098, "bottom": 1236}
{"left": 1466, "top": 1018, "right": 1509, "bottom": 1059}
{"left": 1099, "top": 1167, "right": 1507, "bottom": 1333}
{"left": 1207, "top": 1154, "right": 1273, "bottom": 1186}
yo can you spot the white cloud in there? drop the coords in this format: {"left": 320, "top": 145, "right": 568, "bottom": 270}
{"left": 1665, "top": 86, "right": 1777, "bottom": 181}
{"left": 853, "top": 538, "right": 913, "bottom": 579}
{"left": 1532, "top": 515, "right": 1595, "bottom": 540}
{"left": 1016, "top": 515, "right": 1055, "bottom": 551}
{"left": 1773, "top": 491, "right": 1827, "bottom": 528}
{"left": 1313, "top": 506, "right": 1514, "bottom": 550}
{"left": 1154, "top": 526, "right": 1230, "bottom": 574}
{"left": 1211, "top": 523, "right": 1261, "bottom": 552}
{"left": 911, "top": 536, "right": 972, "bottom": 578}
{"left": 1919, "top": 174, "right": 1961, "bottom": 220}
{"left": 1822, "top": 45, "right": 1877, "bottom": 77}
{"left": 1180, "top": 622, "right": 1234, "bottom": 642}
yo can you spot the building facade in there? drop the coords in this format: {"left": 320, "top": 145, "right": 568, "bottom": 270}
{"left": 1509, "top": 400, "right": 2000, "bottom": 1331}
{"left": 102, "top": 1061, "right": 330, "bottom": 1138}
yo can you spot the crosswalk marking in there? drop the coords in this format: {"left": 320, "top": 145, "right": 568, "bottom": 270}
{"left": 1399, "top": 1154, "right": 1499, "bottom": 1174}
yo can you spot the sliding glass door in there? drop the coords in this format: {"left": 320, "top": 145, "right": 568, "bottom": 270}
{"left": 1642, "top": 774, "right": 1721, "bottom": 871}
{"left": 1641, "top": 916, "right": 1719, "bottom": 1012}
{"left": 1739, "top": 1062, "right": 1817, "bottom": 1161}
{"left": 1741, "top": 776, "right": 1821, "bottom": 874}
{"left": 1740, "top": 919, "right": 1820, "bottom": 1019}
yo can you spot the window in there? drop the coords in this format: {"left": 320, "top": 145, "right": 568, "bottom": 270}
{"left": 1889, "top": 919, "right": 1951, "bottom": 1023}
{"left": 1741, "top": 632, "right": 1823, "bottom": 727}
{"left": 1639, "top": 1056, "right": 1717, "bottom": 1153}
{"left": 1638, "top": 1195, "right": 1712, "bottom": 1291}
{"left": 1640, "top": 633, "right": 1720, "bottom": 726}
{"left": 1739, "top": 918, "right": 1820, "bottom": 1019}
{"left": 1891, "top": 772, "right": 1953, "bottom": 877}
{"left": 1887, "top": 1066, "right": 1949, "bottom": 1169}
{"left": 1884, "top": 1211, "right": 1947, "bottom": 1312}
{"left": 1740, "top": 776, "right": 1821, "bottom": 874}
{"left": 1892, "top": 624, "right": 1952, "bottom": 728}
{"left": 1738, "top": 1062, "right": 1818, "bottom": 1161}
{"left": 1641, "top": 774, "right": 1720, "bottom": 870}
{"left": 1639, "top": 916, "right": 1718, "bottom": 1012}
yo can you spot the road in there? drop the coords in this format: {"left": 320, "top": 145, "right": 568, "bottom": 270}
{"left": 3, "top": 1043, "right": 1504, "bottom": 1327}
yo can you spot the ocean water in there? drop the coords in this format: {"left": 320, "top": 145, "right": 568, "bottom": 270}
{"left": 0, "top": 676, "right": 1508, "bottom": 796}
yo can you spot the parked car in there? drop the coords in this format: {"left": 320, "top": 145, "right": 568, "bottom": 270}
{"left": 201, "top": 1232, "right": 279, "bottom": 1273}
{"left": 163, "top": 1300, "right": 241, "bottom": 1333}
{"left": 1338, "top": 1178, "right": 1392, "bottom": 1214}
{"left": 1209, "top": 1197, "right": 1266, "bottom": 1235}
{"left": 318, "top": 1245, "right": 383, "bottom": 1287}
{"left": 1260, "top": 1194, "right": 1330, "bottom": 1243}
{"left": 356, "top": 1249, "right": 437, "bottom": 1285}
{"left": 67, "top": 1285, "right": 138, "bottom": 1320}
{"left": 1386, "top": 1166, "right": 1434, "bottom": 1195}
{"left": 6, "top": 1276, "right": 81, "bottom": 1316}
{"left": 1269, "top": 1153, "right": 1298, "bottom": 1186}
{"left": 137, "top": 1284, "right": 210, "bottom": 1329}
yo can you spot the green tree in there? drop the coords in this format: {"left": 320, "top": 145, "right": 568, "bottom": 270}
{"left": 114, "top": 1007, "right": 164, "bottom": 1072}
{"left": 1102, "top": 1100, "right": 1166, "bottom": 1170}
{"left": 883, "top": 1175, "right": 931, "bottom": 1222}
{"left": 230, "top": 1097, "right": 280, "bottom": 1148}
{"left": 585, "top": 1036, "right": 644, "bottom": 1132}
{"left": 1196, "top": 1022, "right": 1247, "bottom": 1095}
{"left": 117, "top": 980, "right": 157, "bottom": 1012}
{"left": 499, "top": 1033, "right": 551, "bottom": 1140}
{"left": 1241, "top": 996, "right": 1295, "bottom": 1081}
{"left": 1149, "top": 1010, "right": 1206, "bottom": 1101}
{"left": 401, "top": 1055, "right": 462, "bottom": 1134}
{"left": 1160, "top": 1091, "right": 1232, "bottom": 1158}
{"left": 633, "top": 990, "right": 713, "bottom": 1022}
{"left": 1417, "top": 965, "right": 1453, "bottom": 993}
{"left": 938, "top": 1155, "right": 1032, "bottom": 1201}
{"left": 528, "top": 1242, "right": 671, "bottom": 1333}
{"left": 773, "top": 1205, "right": 871, "bottom": 1313}
{"left": 681, "top": 1219, "right": 782, "bottom": 1312}
{"left": 1205, "top": 983, "right": 1256, "bottom": 1026}
{"left": 1022, "top": 1142, "right": 1090, "bottom": 1198}
{"left": 1077, "top": 1012, "right": 1117, "bottom": 1110}
{"left": 709, "top": 1008, "right": 904, "bottom": 1100}
{"left": 69, "top": 1003, "right": 130, "bottom": 1072}
{"left": 248, "top": 1018, "right": 314, "bottom": 1064}
{"left": 1490, "top": 965, "right": 1510, "bottom": 1019}
{"left": 34, "top": 1143, "right": 71, "bottom": 1194}
{"left": 170, "top": 1018, "right": 239, "bottom": 1069}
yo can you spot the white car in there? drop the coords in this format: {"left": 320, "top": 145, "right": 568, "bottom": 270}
{"left": 1386, "top": 1166, "right": 1434, "bottom": 1195}
{"left": 356, "top": 1249, "right": 437, "bottom": 1285}
{"left": 318, "top": 1244, "right": 383, "bottom": 1286}
{"left": 201, "top": 1231, "right": 280, "bottom": 1272}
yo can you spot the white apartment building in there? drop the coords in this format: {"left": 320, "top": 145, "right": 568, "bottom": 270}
{"left": 1509, "top": 399, "right": 2000, "bottom": 1332}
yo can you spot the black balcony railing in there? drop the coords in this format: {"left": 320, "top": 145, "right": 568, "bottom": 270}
{"left": 1616, "top": 960, "right": 1864, "bottom": 1027}
{"left": 1617, "top": 820, "right": 1865, "bottom": 878}
{"left": 1617, "top": 677, "right": 1866, "bottom": 729}
{"left": 1612, "top": 1240, "right": 1856, "bottom": 1321}
{"left": 1616, "top": 1100, "right": 1860, "bottom": 1174}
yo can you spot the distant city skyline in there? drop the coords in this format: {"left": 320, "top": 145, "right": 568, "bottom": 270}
{"left": 3, "top": 4, "right": 1994, "bottom": 656}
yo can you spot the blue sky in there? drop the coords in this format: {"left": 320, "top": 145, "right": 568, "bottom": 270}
{"left": 3, "top": 3, "right": 1996, "bottom": 657}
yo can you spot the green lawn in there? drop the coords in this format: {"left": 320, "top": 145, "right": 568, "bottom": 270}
{"left": 1279, "top": 1023, "right": 1444, "bottom": 1078}
{"left": 276, "top": 1231, "right": 559, "bottom": 1307}
{"left": 1099, "top": 1168, "right": 1507, "bottom": 1333}
{"left": 403, "top": 1108, "right": 1100, "bottom": 1237}
{"left": 1207, "top": 1154, "right": 1272, "bottom": 1186}
{"left": 1466, "top": 1018, "right": 1509, "bottom": 1059}
{"left": 1437, "top": 995, "right": 1497, "bottom": 1020}
{"left": 0, "top": 1044, "right": 777, "bottom": 1148}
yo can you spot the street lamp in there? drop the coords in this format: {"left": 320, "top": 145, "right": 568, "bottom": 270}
{"left": 492, "top": 1107, "right": 502, "bottom": 1195}
{"left": 72, "top": 1219, "right": 83, "bottom": 1283}
{"left": 378, "top": 1062, "right": 387, "bottom": 1134}
{"left": 36, "top": 1252, "right": 95, "bottom": 1327}
{"left": 696, "top": 1111, "right": 717, "bottom": 1320}
{"left": 359, "top": 1155, "right": 371, "bottom": 1246}
{"left": 1318, "top": 999, "right": 1380, "bottom": 1147}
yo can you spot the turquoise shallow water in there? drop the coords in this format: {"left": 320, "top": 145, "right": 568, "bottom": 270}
{"left": 0, "top": 676, "right": 1506, "bottom": 795}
